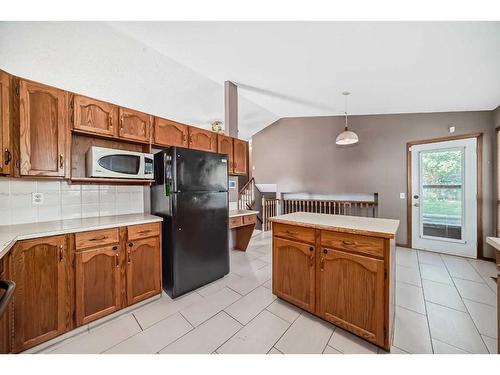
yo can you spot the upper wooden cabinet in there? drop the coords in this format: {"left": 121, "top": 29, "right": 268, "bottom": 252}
{"left": 119, "top": 107, "right": 151, "bottom": 143}
{"left": 318, "top": 248, "right": 385, "bottom": 347}
{"left": 217, "top": 134, "right": 234, "bottom": 171}
{"left": 10, "top": 235, "right": 70, "bottom": 353}
{"left": 188, "top": 126, "right": 217, "bottom": 152}
{"left": 154, "top": 117, "right": 188, "bottom": 148}
{"left": 273, "top": 237, "right": 316, "bottom": 313}
{"left": 0, "top": 71, "right": 11, "bottom": 176}
{"left": 233, "top": 138, "right": 248, "bottom": 175}
{"left": 72, "top": 95, "right": 118, "bottom": 137}
{"left": 19, "top": 80, "right": 67, "bottom": 177}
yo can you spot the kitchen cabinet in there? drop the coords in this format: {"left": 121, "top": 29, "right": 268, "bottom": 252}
{"left": 318, "top": 248, "right": 385, "bottom": 347}
{"left": 217, "top": 134, "right": 234, "bottom": 171}
{"left": 154, "top": 117, "right": 189, "bottom": 147}
{"left": 10, "top": 235, "right": 70, "bottom": 353}
{"left": 273, "top": 237, "right": 316, "bottom": 313}
{"left": 75, "top": 244, "right": 122, "bottom": 326}
{"left": 126, "top": 225, "right": 161, "bottom": 306}
{"left": 0, "top": 71, "right": 12, "bottom": 175}
{"left": 0, "top": 254, "right": 11, "bottom": 354}
{"left": 233, "top": 138, "right": 248, "bottom": 175}
{"left": 188, "top": 126, "right": 217, "bottom": 152}
{"left": 119, "top": 107, "right": 151, "bottom": 143}
{"left": 72, "top": 95, "right": 118, "bottom": 137}
{"left": 19, "top": 80, "right": 68, "bottom": 177}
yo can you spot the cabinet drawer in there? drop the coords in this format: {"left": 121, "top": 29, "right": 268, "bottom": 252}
{"left": 273, "top": 223, "right": 315, "bottom": 244}
{"left": 229, "top": 216, "right": 243, "bottom": 228}
{"left": 243, "top": 214, "right": 256, "bottom": 225}
{"left": 128, "top": 223, "right": 160, "bottom": 240}
{"left": 321, "top": 231, "right": 384, "bottom": 259}
{"left": 75, "top": 228, "right": 119, "bottom": 250}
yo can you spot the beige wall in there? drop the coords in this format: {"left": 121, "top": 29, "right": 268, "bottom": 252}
{"left": 252, "top": 110, "right": 497, "bottom": 257}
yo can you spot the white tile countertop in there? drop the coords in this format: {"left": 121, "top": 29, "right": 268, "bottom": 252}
{"left": 0, "top": 213, "right": 163, "bottom": 260}
{"left": 269, "top": 212, "right": 399, "bottom": 239}
{"left": 229, "top": 209, "right": 259, "bottom": 218}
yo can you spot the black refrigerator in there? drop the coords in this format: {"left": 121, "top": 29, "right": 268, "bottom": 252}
{"left": 151, "top": 147, "right": 229, "bottom": 298}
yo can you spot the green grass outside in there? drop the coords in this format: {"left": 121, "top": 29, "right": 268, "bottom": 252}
{"left": 422, "top": 199, "right": 461, "bottom": 216}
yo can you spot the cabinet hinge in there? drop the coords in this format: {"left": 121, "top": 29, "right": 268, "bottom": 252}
{"left": 15, "top": 85, "right": 19, "bottom": 96}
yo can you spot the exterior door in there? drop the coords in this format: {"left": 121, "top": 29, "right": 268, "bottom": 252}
{"left": 217, "top": 134, "right": 234, "bottom": 172}
{"left": 11, "top": 235, "right": 68, "bottom": 353}
{"left": 126, "top": 236, "right": 161, "bottom": 306}
{"left": 119, "top": 108, "right": 151, "bottom": 143}
{"left": 0, "top": 71, "right": 11, "bottom": 175}
{"left": 19, "top": 80, "right": 67, "bottom": 177}
{"left": 319, "top": 248, "right": 385, "bottom": 347}
{"left": 72, "top": 95, "right": 118, "bottom": 137}
{"left": 411, "top": 138, "right": 477, "bottom": 257}
{"left": 233, "top": 139, "right": 248, "bottom": 175}
{"left": 75, "top": 245, "right": 121, "bottom": 326}
{"left": 154, "top": 117, "right": 189, "bottom": 147}
{"left": 272, "top": 237, "right": 315, "bottom": 312}
{"left": 188, "top": 127, "right": 217, "bottom": 152}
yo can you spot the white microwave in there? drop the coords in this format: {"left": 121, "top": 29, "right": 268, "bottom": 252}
{"left": 86, "top": 146, "right": 154, "bottom": 180}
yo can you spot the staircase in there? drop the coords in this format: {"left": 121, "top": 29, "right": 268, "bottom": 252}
{"left": 238, "top": 177, "right": 256, "bottom": 210}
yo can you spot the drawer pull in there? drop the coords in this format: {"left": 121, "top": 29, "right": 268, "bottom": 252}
{"left": 89, "top": 236, "right": 108, "bottom": 241}
{"left": 138, "top": 230, "right": 152, "bottom": 234}
{"left": 342, "top": 240, "right": 357, "bottom": 246}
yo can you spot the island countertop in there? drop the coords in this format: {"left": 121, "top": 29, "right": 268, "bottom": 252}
{"left": 269, "top": 212, "right": 399, "bottom": 239}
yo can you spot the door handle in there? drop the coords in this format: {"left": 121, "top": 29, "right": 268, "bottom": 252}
{"left": 413, "top": 203, "right": 420, "bottom": 207}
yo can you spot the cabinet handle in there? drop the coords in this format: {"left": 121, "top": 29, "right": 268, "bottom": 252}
{"left": 309, "top": 247, "right": 314, "bottom": 251}
{"left": 89, "top": 236, "right": 108, "bottom": 241}
{"left": 108, "top": 115, "right": 113, "bottom": 128}
{"left": 309, "top": 254, "right": 314, "bottom": 267}
{"left": 138, "top": 230, "right": 151, "bottom": 234}
{"left": 120, "top": 115, "right": 124, "bottom": 130}
{"left": 127, "top": 250, "right": 131, "bottom": 265}
{"left": 59, "top": 154, "right": 64, "bottom": 169}
{"left": 59, "top": 245, "right": 64, "bottom": 262}
{"left": 115, "top": 253, "right": 119, "bottom": 268}
{"left": 128, "top": 242, "right": 133, "bottom": 247}
{"left": 189, "top": 135, "right": 193, "bottom": 144}
{"left": 4, "top": 149, "right": 12, "bottom": 165}
{"left": 183, "top": 133, "right": 187, "bottom": 143}
{"left": 320, "top": 257, "right": 324, "bottom": 271}
{"left": 342, "top": 240, "right": 357, "bottom": 246}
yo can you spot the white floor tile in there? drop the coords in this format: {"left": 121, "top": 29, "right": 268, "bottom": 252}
{"left": 104, "top": 313, "right": 192, "bottom": 354}
{"left": 218, "top": 310, "right": 290, "bottom": 354}
{"left": 266, "top": 299, "right": 302, "bottom": 323}
{"left": 481, "top": 335, "right": 497, "bottom": 354}
{"left": 159, "top": 312, "right": 242, "bottom": 354}
{"left": 323, "top": 346, "right": 343, "bottom": 354}
{"left": 181, "top": 287, "right": 241, "bottom": 327}
{"left": 417, "top": 250, "right": 445, "bottom": 266}
{"left": 432, "top": 339, "right": 469, "bottom": 354}
{"left": 50, "top": 314, "right": 141, "bottom": 354}
{"left": 462, "top": 299, "right": 497, "bottom": 338}
{"left": 396, "top": 265, "right": 422, "bottom": 287}
{"left": 396, "top": 247, "right": 419, "bottom": 269}
{"left": 396, "top": 282, "right": 426, "bottom": 314}
{"left": 225, "top": 286, "right": 276, "bottom": 325}
{"left": 387, "top": 346, "right": 410, "bottom": 354}
{"left": 422, "top": 279, "right": 466, "bottom": 312}
{"left": 393, "top": 306, "right": 432, "bottom": 354}
{"left": 426, "top": 302, "right": 488, "bottom": 353}
{"left": 468, "top": 259, "right": 498, "bottom": 279}
{"left": 275, "top": 312, "right": 334, "bottom": 354}
{"left": 442, "top": 255, "right": 484, "bottom": 282}
{"left": 196, "top": 274, "right": 242, "bottom": 297}
{"left": 420, "top": 263, "right": 453, "bottom": 285}
{"left": 262, "top": 279, "right": 273, "bottom": 289}
{"left": 226, "top": 265, "right": 272, "bottom": 295}
{"left": 258, "top": 252, "right": 273, "bottom": 264}
{"left": 453, "top": 278, "right": 496, "bottom": 306}
{"left": 133, "top": 292, "right": 203, "bottom": 329}
{"left": 231, "top": 258, "right": 268, "bottom": 277}
{"left": 268, "top": 347, "right": 284, "bottom": 354}
{"left": 328, "top": 328, "right": 378, "bottom": 354}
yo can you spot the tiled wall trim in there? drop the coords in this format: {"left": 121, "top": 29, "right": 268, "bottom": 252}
{"left": 0, "top": 178, "right": 145, "bottom": 226}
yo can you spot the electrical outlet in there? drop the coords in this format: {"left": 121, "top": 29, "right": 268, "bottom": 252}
{"left": 400, "top": 193, "right": 405, "bottom": 199}
{"left": 32, "top": 192, "right": 44, "bottom": 205}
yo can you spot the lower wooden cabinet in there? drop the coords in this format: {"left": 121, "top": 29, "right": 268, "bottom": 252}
{"left": 272, "top": 237, "right": 315, "bottom": 313}
{"left": 318, "top": 248, "right": 385, "bottom": 347}
{"left": 75, "top": 244, "right": 122, "bottom": 326}
{"left": 10, "top": 235, "right": 70, "bottom": 353}
{"left": 0, "top": 254, "right": 11, "bottom": 354}
{"left": 126, "top": 236, "right": 161, "bottom": 306}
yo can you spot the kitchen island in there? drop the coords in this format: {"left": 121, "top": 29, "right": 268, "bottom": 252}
{"left": 269, "top": 212, "right": 399, "bottom": 351}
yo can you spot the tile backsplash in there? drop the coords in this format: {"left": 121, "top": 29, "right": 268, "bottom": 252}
{"left": 0, "top": 178, "right": 145, "bottom": 226}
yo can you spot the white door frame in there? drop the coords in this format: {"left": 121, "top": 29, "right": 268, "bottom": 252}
{"left": 407, "top": 133, "right": 483, "bottom": 258}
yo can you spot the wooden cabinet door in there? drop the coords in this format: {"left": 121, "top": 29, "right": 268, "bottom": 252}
{"left": 233, "top": 139, "right": 248, "bottom": 175}
{"left": 188, "top": 127, "right": 217, "bottom": 152}
{"left": 19, "top": 80, "right": 67, "bottom": 177}
{"left": 11, "top": 235, "right": 69, "bottom": 353}
{"left": 126, "top": 236, "right": 161, "bottom": 306}
{"left": 0, "top": 255, "right": 11, "bottom": 354}
{"left": 119, "top": 107, "right": 151, "bottom": 143}
{"left": 272, "top": 237, "right": 315, "bottom": 313}
{"left": 154, "top": 117, "right": 188, "bottom": 147}
{"left": 72, "top": 95, "right": 118, "bottom": 137}
{"left": 217, "top": 134, "right": 234, "bottom": 171}
{"left": 75, "top": 245, "right": 121, "bottom": 326}
{"left": 319, "top": 248, "right": 385, "bottom": 347}
{"left": 0, "top": 71, "right": 11, "bottom": 175}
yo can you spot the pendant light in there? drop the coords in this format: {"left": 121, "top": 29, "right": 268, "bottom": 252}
{"left": 335, "top": 92, "right": 359, "bottom": 145}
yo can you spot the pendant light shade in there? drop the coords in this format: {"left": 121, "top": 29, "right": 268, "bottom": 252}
{"left": 336, "top": 92, "right": 359, "bottom": 145}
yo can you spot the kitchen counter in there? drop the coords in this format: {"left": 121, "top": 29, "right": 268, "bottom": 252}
{"left": 229, "top": 209, "right": 259, "bottom": 218}
{"left": 486, "top": 236, "right": 500, "bottom": 254}
{"left": 269, "top": 212, "right": 399, "bottom": 239}
{"left": 0, "top": 213, "right": 163, "bottom": 260}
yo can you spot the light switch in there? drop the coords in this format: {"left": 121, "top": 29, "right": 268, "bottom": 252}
{"left": 399, "top": 193, "right": 405, "bottom": 199}
{"left": 32, "top": 192, "right": 44, "bottom": 205}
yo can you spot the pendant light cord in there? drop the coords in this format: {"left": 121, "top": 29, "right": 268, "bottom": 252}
{"left": 344, "top": 92, "right": 349, "bottom": 131}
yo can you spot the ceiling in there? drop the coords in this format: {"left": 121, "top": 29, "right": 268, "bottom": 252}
{"left": 110, "top": 21, "right": 500, "bottom": 121}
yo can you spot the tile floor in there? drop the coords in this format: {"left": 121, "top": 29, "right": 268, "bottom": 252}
{"left": 30, "top": 231, "right": 497, "bottom": 354}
